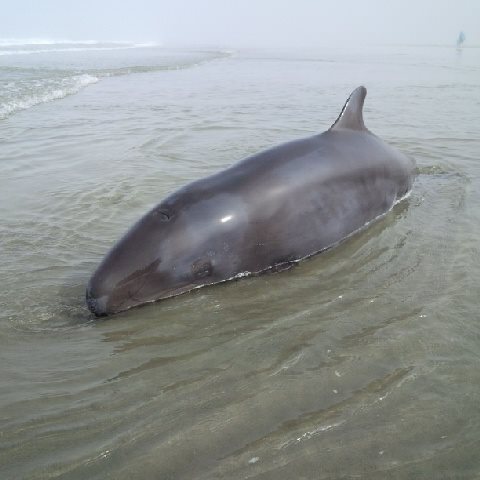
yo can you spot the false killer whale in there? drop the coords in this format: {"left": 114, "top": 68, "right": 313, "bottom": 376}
{"left": 86, "top": 86, "right": 415, "bottom": 316}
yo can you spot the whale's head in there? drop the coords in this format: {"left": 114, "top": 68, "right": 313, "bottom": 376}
{"left": 86, "top": 206, "right": 178, "bottom": 316}
{"left": 86, "top": 193, "right": 244, "bottom": 316}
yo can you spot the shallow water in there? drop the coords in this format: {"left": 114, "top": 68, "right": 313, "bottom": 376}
{"left": 1, "top": 44, "right": 480, "bottom": 479}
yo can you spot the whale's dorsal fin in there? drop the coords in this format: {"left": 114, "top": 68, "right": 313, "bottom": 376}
{"left": 330, "top": 86, "right": 367, "bottom": 131}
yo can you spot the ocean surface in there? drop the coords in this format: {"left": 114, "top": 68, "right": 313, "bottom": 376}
{"left": 1, "top": 40, "right": 479, "bottom": 479}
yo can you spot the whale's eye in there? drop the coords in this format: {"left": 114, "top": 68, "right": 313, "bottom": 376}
{"left": 192, "top": 259, "right": 213, "bottom": 279}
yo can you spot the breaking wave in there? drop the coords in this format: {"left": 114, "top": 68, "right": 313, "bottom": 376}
{"left": 0, "top": 46, "right": 231, "bottom": 120}
{"left": 0, "top": 73, "right": 99, "bottom": 119}
{"left": 0, "top": 39, "right": 159, "bottom": 55}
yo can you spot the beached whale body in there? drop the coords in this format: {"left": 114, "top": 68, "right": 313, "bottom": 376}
{"left": 86, "top": 86, "right": 415, "bottom": 316}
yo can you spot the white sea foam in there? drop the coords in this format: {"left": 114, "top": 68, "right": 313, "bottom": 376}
{"left": 0, "top": 47, "right": 131, "bottom": 56}
{"left": 0, "top": 39, "right": 160, "bottom": 55}
{"left": 0, "top": 74, "right": 99, "bottom": 119}
{"left": 0, "top": 46, "right": 158, "bottom": 56}
{"left": 0, "top": 38, "right": 157, "bottom": 46}
{"left": 0, "top": 46, "right": 223, "bottom": 120}
{"left": 0, "top": 38, "right": 71, "bottom": 46}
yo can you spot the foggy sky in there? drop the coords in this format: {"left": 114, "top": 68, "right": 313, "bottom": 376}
{"left": 3, "top": 0, "right": 479, "bottom": 47}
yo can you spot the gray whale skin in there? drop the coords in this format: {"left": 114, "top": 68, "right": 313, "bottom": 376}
{"left": 86, "top": 86, "right": 415, "bottom": 316}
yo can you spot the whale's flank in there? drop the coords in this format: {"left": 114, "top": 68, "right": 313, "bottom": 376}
{"left": 86, "top": 86, "right": 415, "bottom": 316}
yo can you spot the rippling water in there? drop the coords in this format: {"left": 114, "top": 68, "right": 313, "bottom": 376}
{"left": 1, "top": 43, "right": 480, "bottom": 479}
